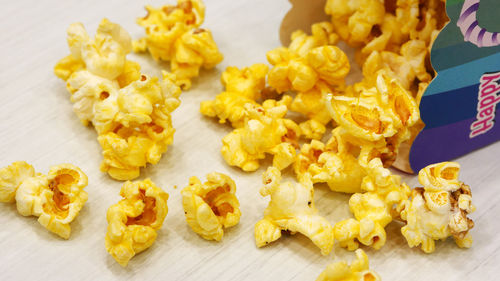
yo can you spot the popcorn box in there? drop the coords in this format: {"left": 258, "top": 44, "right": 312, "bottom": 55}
{"left": 280, "top": 0, "right": 500, "bottom": 173}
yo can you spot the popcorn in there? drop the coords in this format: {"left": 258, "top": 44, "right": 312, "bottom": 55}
{"left": 255, "top": 167, "right": 334, "bottom": 255}
{"left": 294, "top": 128, "right": 365, "bottom": 194}
{"left": 221, "top": 101, "right": 300, "bottom": 172}
{"left": 400, "top": 162, "right": 475, "bottom": 253}
{"left": 0, "top": 162, "right": 88, "bottom": 239}
{"left": 135, "top": 0, "right": 223, "bottom": 89}
{"left": 0, "top": 161, "right": 36, "bottom": 203}
{"left": 334, "top": 157, "right": 410, "bottom": 250}
{"left": 316, "top": 249, "right": 380, "bottom": 281}
{"left": 105, "top": 179, "right": 169, "bottom": 267}
{"left": 181, "top": 172, "right": 240, "bottom": 241}
{"left": 200, "top": 64, "right": 269, "bottom": 128}
{"left": 37, "top": 164, "right": 88, "bottom": 239}
{"left": 55, "top": 19, "right": 182, "bottom": 180}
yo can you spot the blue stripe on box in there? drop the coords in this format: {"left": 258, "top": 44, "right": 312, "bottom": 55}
{"left": 420, "top": 84, "right": 480, "bottom": 129}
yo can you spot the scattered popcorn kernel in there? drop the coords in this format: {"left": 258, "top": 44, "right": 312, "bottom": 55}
{"left": 316, "top": 249, "right": 381, "bottom": 281}
{"left": 0, "top": 161, "right": 36, "bottom": 203}
{"left": 181, "top": 172, "right": 240, "bottom": 241}
{"left": 400, "top": 162, "right": 475, "bottom": 253}
{"left": 299, "top": 119, "right": 326, "bottom": 140}
{"left": 1, "top": 162, "right": 88, "bottom": 239}
{"left": 255, "top": 167, "right": 334, "bottom": 255}
{"left": 221, "top": 102, "right": 300, "bottom": 172}
{"left": 37, "top": 164, "right": 88, "bottom": 239}
{"left": 334, "top": 156, "right": 410, "bottom": 251}
{"left": 135, "top": 0, "right": 223, "bottom": 89}
{"left": 200, "top": 64, "right": 268, "bottom": 128}
{"left": 105, "top": 179, "right": 169, "bottom": 267}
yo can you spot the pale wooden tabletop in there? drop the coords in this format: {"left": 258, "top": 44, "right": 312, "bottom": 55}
{"left": 0, "top": 1, "right": 499, "bottom": 280}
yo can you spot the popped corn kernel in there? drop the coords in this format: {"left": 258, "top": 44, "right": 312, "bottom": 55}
{"left": 294, "top": 128, "right": 365, "bottom": 194}
{"left": 105, "top": 179, "right": 168, "bottom": 267}
{"left": 200, "top": 64, "right": 268, "bottom": 128}
{"left": 0, "top": 161, "right": 36, "bottom": 203}
{"left": 1, "top": 162, "right": 88, "bottom": 238}
{"left": 135, "top": 0, "right": 223, "bottom": 89}
{"left": 299, "top": 119, "right": 326, "bottom": 140}
{"left": 96, "top": 72, "right": 181, "bottom": 180}
{"left": 400, "top": 162, "right": 475, "bottom": 253}
{"left": 255, "top": 167, "right": 334, "bottom": 255}
{"left": 316, "top": 249, "right": 380, "bottom": 281}
{"left": 181, "top": 172, "right": 240, "bottom": 241}
{"left": 37, "top": 164, "right": 88, "bottom": 239}
{"left": 221, "top": 101, "right": 300, "bottom": 172}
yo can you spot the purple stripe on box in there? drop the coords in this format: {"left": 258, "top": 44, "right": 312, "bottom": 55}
{"left": 466, "top": 21, "right": 479, "bottom": 40}
{"left": 458, "top": 3, "right": 480, "bottom": 24}
{"left": 410, "top": 115, "right": 500, "bottom": 172}
{"left": 493, "top": 33, "right": 499, "bottom": 45}
{"left": 478, "top": 28, "right": 486, "bottom": 47}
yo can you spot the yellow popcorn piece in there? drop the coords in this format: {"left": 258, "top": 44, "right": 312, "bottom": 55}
{"left": 221, "top": 101, "right": 300, "bottom": 172}
{"left": 255, "top": 167, "right": 334, "bottom": 255}
{"left": 334, "top": 156, "right": 410, "bottom": 250}
{"left": 0, "top": 162, "right": 88, "bottom": 239}
{"left": 181, "top": 172, "right": 241, "bottom": 241}
{"left": 135, "top": 0, "right": 223, "bottom": 89}
{"left": 55, "top": 19, "right": 182, "bottom": 180}
{"left": 0, "top": 161, "right": 36, "bottom": 203}
{"left": 400, "top": 162, "right": 475, "bottom": 253}
{"left": 37, "top": 164, "right": 88, "bottom": 239}
{"left": 299, "top": 119, "right": 326, "bottom": 140}
{"left": 288, "top": 22, "right": 339, "bottom": 57}
{"left": 200, "top": 64, "right": 269, "bottom": 128}
{"left": 105, "top": 179, "right": 169, "bottom": 267}
{"left": 316, "top": 249, "right": 380, "bottom": 281}
{"left": 294, "top": 128, "right": 365, "bottom": 194}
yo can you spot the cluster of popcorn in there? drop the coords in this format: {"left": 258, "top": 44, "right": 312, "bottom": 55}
{"left": 134, "top": 0, "right": 223, "bottom": 90}
{"left": 105, "top": 179, "right": 169, "bottom": 267}
{"left": 181, "top": 172, "right": 241, "bottom": 241}
{"left": 0, "top": 161, "right": 88, "bottom": 239}
{"left": 316, "top": 249, "right": 380, "bottom": 281}
{"left": 54, "top": 19, "right": 182, "bottom": 181}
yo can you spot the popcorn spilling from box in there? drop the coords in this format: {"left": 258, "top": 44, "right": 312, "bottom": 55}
{"left": 134, "top": 0, "right": 223, "bottom": 89}
{"left": 54, "top": 19, "right": 181, "bottom": 181}
{"left": 0, "top": 161, "right": 88, "bottom": 239}
{"left": 105, "top": 179, "right": 168, "bottom": 267}
{"left": 315, "top": 249, "right": 380, "bottom": 281}
{"left": 181, "top": 172, "right": 241, "bottom": 241}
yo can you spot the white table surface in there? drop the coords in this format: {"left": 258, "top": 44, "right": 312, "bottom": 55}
{"left": 1, "top": 1, "right": 499, "bottom": 280}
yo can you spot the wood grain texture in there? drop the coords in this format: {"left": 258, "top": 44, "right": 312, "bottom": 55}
{"left": 0, "top": 1, "right": 499, "bottom": 280}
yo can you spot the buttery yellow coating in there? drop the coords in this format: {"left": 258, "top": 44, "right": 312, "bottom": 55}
{"left": 400, "top": 162, "right": 475, "bottom": 253}
{"left": 316, "top": 249, "right": 380, "bottom": 281}
{"left": 37, "top": 164, "right": 88, "bottom": 239}
{"left": 0, "top": 161, "right": 36, "bottom": 203}
{"left": 105, "top": 179, "right": 169, "bottom": 267}
{"left": 0, "top": 162, "right": 88, "bottom": 239}
{"left": 255, "top": 167, "right": 334, "bottom": 255}
{"left": 135, "top": 0, "right": 223, "bottom": 89}
{"left": 181, "top": 172, "right": 240, "bottom": 241}
{"left": 200, "top": 64, "right": 269, "bottom": 128}
{"left": 55, "top": 19, "right": 182, "bottom": 181}
{"left": 221, "top": 101, "right": 300, "bottom": 172}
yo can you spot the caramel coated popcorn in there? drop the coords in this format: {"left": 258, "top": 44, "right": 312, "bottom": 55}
{"left": 400, "top": 162, "right": 475, "bottom": 253}
{"left": 255, "top": 167, "right": 334, "bottom": 255}
{"left": 55, "top": 19, "right": 181, "bottom": 180}
{"left": 316, "top": 249, "right": 380, "bottom": 281}
{"left": 105, "top": 179, "right": 168, "bottom": 267}
{"left": 181, "top": 172, "right": 240, "bottom": 241}
{"left": 0, "top": 162, "right": 88, "bottom": 239}
{"left": 135, "top": 0, "right": 223, "bottom": 89}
